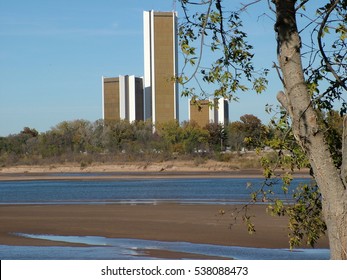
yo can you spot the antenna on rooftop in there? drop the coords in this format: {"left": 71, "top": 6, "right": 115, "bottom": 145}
{"left": 172, "top": 0, "right": 176, "bottom": 11}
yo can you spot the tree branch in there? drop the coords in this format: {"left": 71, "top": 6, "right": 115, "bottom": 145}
{"left": 295, "top": 0, "right": 310, "bottom": 11}
{"left": 341, "top": 115, "right": 347, "bottom": 188}
{"left": 181, "top": 0, "right": 213, "bottom": 85}
{"left": 317, "top": 0, "right": 347, "bottom": 92}
{"left": 272, "top": 62, "right": 285, "bottom": 86}
{"left": 239, "top": 0, "right": 262, "bottom": 12}
{"left": 276, "top": 91, "right": 289, "bottom": 112}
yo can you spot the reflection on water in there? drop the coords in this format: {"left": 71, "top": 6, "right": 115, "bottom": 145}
{"left": 0, "top": 233, "right": 330, "bottom": 260}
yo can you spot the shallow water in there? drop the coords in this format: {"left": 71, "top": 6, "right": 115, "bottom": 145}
{"left": 1, "top": 177, "right": 328, "bottom": 260}
{"left": 0, "top": 178, "right": 310, "bottom": 205}
{"left": 0, "top": 234, "right": 330, "bottom": 260}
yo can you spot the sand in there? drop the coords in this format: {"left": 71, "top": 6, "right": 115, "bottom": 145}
{"left": 0, "top": 203, "right": 328, "bottom": 249}
{"left": 0, "top": 161, "right": 311, "bottom": 181}
{"left": 1, "top": 160, "right": 252, "bottom": 175}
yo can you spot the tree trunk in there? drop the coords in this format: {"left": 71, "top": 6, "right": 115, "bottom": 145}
{"left": 273, "top": 0, "right": 347, "bottom": 259}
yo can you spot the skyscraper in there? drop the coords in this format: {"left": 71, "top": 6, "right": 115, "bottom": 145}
{"left": 189, "top": 98, "right": 229, "bottom": 127}
{"left": 102, "top": 77, "right": 120, "bottom": 121}
{"left": 216, "top": 98, "right": 229, "bottom": 126}
{"left": 102, "top": 75, "right": 144, "bottom": 122}
{"left": 188, "top": 99, "right": 211, "bottom": 128}
{"left": 143, "top": 11, "right": 179, "bottom": 123}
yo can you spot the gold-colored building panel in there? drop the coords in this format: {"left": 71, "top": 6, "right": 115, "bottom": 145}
{"left": 153, "top": 13, "right": 175, "bottom": 123}
{"left": 103, "top": 78, "right": 120, "bottom": 121}
{"left": 190, "top": 100, "right": 210, "bottom": 128}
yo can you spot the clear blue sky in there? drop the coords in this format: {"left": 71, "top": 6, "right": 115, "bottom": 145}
{"left": 0, "top": 0, "right": 281, "bottom": 136}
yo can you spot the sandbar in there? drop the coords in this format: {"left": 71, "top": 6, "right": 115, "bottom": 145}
{"left": 0, "top": 203, "right": 328, "bottom": 250}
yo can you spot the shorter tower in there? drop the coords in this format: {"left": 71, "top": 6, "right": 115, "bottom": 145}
{"left": 102, "top": 77, "right": 120, "bottom": 121}
{"left": 188, "top": 99, "right": 211, "bottom": 128}
{"left": 188, "top": 98, "right": 229, "bottom": 127}
{"left": 216, "top": 98, "right": 229, "bottom": 126}
{"left": 102, "top": 75, "right": 144, "bottom": 122}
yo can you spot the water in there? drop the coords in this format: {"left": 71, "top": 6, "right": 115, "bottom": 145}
{"left": 1, "top": 176, "right": 329, "bottom": 259}
{"left": 0, "top": 177, "right": 309, "bottom": 205}
{"left": 0, "top": 234, "right": 329, "bottom": 260}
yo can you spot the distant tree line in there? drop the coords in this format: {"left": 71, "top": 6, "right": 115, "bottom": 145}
{"left": 1, "top": 112, "right": 340, "bottom": 167}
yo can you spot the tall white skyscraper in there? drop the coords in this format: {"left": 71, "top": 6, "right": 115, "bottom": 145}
{"left": 143, "top": 11, "right": 179, "bottom": 123}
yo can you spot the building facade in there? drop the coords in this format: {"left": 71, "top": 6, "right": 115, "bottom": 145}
{"left": 188, "top": 98, "right": 229, "bottom": 127}
{"left": 102, "top": 75, "right": 144, "bottom": 122}
{"left": 188, "top": 99, "right": 211, "bottom": 128}
{"left": 216, "top": 98, "right": 229, "bottom": 126}
{"left": 102, "top": 77, "right": 120, "bottom": 121}
{"left": 143, "top": 11, "right": 179, "bottom": 123}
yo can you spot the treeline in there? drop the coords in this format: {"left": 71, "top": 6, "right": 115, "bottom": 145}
{"left": 0, "top": 114, "right": 282, "bottom": 167}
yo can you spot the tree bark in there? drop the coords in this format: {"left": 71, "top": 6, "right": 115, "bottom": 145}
{"left": 273, "top": 0, "right": 347, "bottom": 259}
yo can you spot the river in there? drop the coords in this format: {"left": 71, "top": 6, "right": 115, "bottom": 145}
{"left": 0, "top": 176, "right": 329, "bottom": 260}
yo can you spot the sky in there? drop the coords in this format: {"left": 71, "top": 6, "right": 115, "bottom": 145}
{"left": 0, "top": 0, "right": 282, "bottom": 137}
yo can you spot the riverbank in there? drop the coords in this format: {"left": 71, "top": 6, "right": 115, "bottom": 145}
{"left": 0, "top": 163, "right": 320, "bottom": 259}
{"left": 0, "top": 160, "right": 311, "bottom": 181}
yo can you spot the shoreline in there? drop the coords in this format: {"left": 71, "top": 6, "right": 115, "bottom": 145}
{"left": 0, "top": 162, "right": 311, "bottom": 181}
{"left": 0, "top": 171, "right": 269, "bottom": 181}
{"left": 0, "top": 163, "right": 321, "bottom": 259}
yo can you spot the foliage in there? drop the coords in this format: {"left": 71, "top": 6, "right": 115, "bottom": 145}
{"left": 177, "top": 0, "right": 347, "bottom": 255}
{"left": 181, "top": 121, "right": 210, "bottom": 154}
{"left": 302, "top": 0, "right": 347, "bottom": 115}
{"left": 1, "top": 117, "right": 264, "bottom": 165}
{"left": 259, "top": 110, "right": 344, "bottom": 249}
{"left": 227, "top": 114, "right": 268, "bottom": 151}
{"left": 177, "top": 0, "right": 268, "bottom": 101}
{"left": 204, "top": 122, "right": 227, "bottom": 151}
